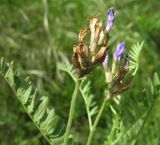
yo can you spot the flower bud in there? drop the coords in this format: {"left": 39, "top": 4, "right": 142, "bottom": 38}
{"left": 113, "top": 42, "right": 126, "bottom": 62}
{"left": 105, "top": 8, "right": 115, "bottom": 32}
{"left": 103, "top": 52, "right": 109, "bottom": 70}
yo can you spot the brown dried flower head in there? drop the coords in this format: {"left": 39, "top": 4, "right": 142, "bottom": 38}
{"left": 72, "top": 15, "right": 109, "bottom": 78}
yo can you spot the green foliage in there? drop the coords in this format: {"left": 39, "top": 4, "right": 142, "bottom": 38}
{"left": 105, "top": 73, "right": 160, "bottom": 145}
{"left": 58, "top": 63, "right": 98, "bottom": 131}
{"left": 57, "top": 63, "right": 76, "bottom": 82}
{"left": 0, "top": 0, "right": 160, "bottom": 144}
{"left": 0, "top": 58, "right": 64, "bottom": 145}
{"left": 129, "top": 42, "right": 144, "bottom": 75}
{"left": 1, "top": 53, "right": 159, "bottom": 145}
{"left": 80, "top": 79, "right": 98, "bottom": 131}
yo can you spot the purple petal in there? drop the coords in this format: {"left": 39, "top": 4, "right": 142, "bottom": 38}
{"left": 113, "top": 42, "right": 126, "bottom": 61}
{"left": 105, "top": 8, "right": 115, "bottom": 32}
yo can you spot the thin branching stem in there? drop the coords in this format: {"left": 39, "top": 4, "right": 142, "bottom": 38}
{"left": 87, "top": 106, "right": 93, "bottom": 131}
{"left": 79, "top": 86, "right": 93, "bottom": 131}
{"left": 86, "top": 92, "right": 111, "bottom": 145}
{"left": 64, "top": 79, "right": 80, "bottom": 145}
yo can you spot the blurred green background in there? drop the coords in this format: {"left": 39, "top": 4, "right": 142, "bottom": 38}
{"left": 0, "top": 0, "right": 160, "bottom": 145}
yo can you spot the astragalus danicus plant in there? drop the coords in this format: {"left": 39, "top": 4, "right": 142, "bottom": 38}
{"left": 1, "top": 7, "right": 160, "bottom": 145}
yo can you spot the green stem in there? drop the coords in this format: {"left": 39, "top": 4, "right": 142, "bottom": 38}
{"left": 64, "top": 79, "right": 80, "bottom": 145}
{"left": 107, "top": 116, "right": 119, "bottom": 145}
{"left": 86, "top": 93, "right": 111, "bottom": 145}
{"left": 86, "top": 105, "right": 92, "bottom": 131}
{"left": 80, "top": 87, "right": 93, "bottom": 131}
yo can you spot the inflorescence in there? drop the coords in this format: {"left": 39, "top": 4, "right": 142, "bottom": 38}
{"left": 72, "top": 8, "right": 132, "bottom": 97}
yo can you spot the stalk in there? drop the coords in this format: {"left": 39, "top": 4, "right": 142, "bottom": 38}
{"left": 64, "top": 79, "right": 80, "bottom": 145}
{"left": 86, "top": 92, "right": 111, "bottom": 145}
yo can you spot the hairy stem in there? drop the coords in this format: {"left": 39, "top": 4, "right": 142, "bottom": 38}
{"left": 86, "top": 92, "right": 111, "bottom": 145}
{"left": 64, "top": 79, "right": 80, "bottom": 145}
{"left": 80, "top": 87, "right": 93, "bottom": 131}
{"left": 87, "top": 106, "right": 93, "bottom": 131}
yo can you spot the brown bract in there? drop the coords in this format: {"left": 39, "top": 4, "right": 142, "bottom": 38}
{"left": 110, "top": 67, "right": 133, "bottom": 96}
{"left": 72, "top": 15, "right": 109, "bottom": 78}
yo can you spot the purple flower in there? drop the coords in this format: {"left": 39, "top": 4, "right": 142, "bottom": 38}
{"left": 103, "top": 52, "right": 109, "bottom": 69}
{"left": 113, "top": 42, "right": 126, "bottom": 62}
{"left": 105, "top": 8, "right": 115, "bottom": 32}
